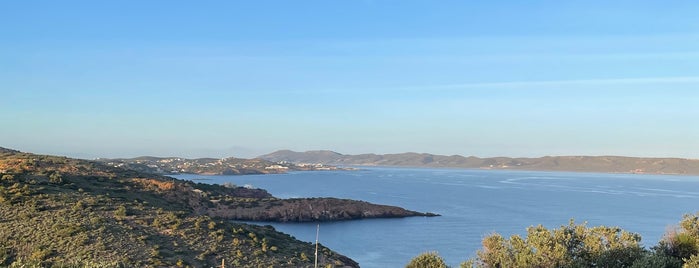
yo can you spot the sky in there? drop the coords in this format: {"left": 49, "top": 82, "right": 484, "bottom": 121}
{"left": 1, "top": 1, "right": 698, "bottom": 159}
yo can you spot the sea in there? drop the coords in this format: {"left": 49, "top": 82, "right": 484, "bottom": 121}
{"left": 173, "top": 167, "right": 699, "bottom": 267}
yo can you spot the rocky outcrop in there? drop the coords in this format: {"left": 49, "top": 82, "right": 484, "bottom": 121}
{"left": 207, "top": 197, "right": 439, "bottom": 222}
{"left": 0, "top": 147, "right": 21, "bottom": 154}
{"left": 123, "top": 165, "right": 439, "bottom": 223}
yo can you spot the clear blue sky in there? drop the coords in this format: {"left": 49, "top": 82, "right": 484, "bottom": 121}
{"left": 1, "top": 1, "right": 698, "bottom": 159}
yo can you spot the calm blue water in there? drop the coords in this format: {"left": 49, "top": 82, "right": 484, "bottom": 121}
{"left": 174, "top": 167, "right": 699, "bottom": 267}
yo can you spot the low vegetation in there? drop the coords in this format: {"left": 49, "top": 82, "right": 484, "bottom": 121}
{"left": 0, "top": 148, "right": 358, "bottom": 267}
{"left": 406, "top": 251, "right": 448, "bottom": 268}
{"left": 407, "top": 214, "right": 699, "bottom": 268}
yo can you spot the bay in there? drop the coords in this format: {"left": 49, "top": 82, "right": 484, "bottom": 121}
{"left": 174, "top": 167, "right": 699, "bottom": 267}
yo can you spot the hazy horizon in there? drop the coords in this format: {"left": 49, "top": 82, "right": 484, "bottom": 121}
{"left": 2, "top": 1, "right": 698, "bottom": 160}
{"left": 4, "top": 145, "right": 699, "bottom": 162}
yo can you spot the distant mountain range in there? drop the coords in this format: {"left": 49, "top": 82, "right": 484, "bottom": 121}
{"left": 259, "top": 150, "right": 699, "bottom": 175}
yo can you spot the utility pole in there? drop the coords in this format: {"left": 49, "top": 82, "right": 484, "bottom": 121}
{"left": 314, "top": 224, "right": 319, "bottom": 268}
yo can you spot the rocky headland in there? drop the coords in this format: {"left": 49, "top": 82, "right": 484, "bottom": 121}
{"left": 0, "top": 147, "right": 435, "bottom": 267}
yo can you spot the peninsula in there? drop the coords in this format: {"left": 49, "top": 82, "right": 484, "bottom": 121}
{"left": 0, "top": 147, "right": 434, "bottom": 267}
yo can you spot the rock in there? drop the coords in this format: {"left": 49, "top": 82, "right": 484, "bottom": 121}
{"left": 206, "top": 197, "right": 440, "bottom": 222}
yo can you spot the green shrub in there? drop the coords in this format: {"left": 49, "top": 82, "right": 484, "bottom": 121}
{"left": 406, "top": 251, "right": 448, "bottom": 268}
{"left": 114, "top": 205, "right": 128, "bottom": 220}
{"left": 684, "top": 254, "right": 699, "bottom": 268}
{"left": 49, "top": 172, "right": 63, "bottom": 184}
{"left": 468, "top": 220, "right": 643, "bottom": 268}
{"left": 630, "top": 252, "right": 682, "bottom": 268}
{"left": 1, "top": 174, "right": 15, "bottom": 181}
{"left": 657, "top": 214, "right": 699, "bottom": 261}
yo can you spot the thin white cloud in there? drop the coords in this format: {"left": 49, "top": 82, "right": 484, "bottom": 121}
{"left": 255, "top": 76, "right": 699, "bottom": 95}
{"left": 391, "top": 76, "right": 699, "bottom": 91}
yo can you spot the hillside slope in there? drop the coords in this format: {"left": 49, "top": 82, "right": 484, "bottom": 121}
{"left": 1, "top": 147, "right": 436, "bottom": 267}
{"left": 260, "top": 150, "right": 699, "bottom": 175}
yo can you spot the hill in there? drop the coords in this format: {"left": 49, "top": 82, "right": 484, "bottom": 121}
{"left": 262, "top": 150, "right": 345, "bottom": 164}
{"left": 259, "top": 150, "right": 699, "bottom": 175}
{"left": 0, "top": 147, "right": 20, "bottom": 154}
{"left": 0, "top": 148, "right": 434, "bottom": 267}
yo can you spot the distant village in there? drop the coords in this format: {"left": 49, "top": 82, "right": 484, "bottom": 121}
{"left": 97, "top": 157, "right": 350, "bottom": 175}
